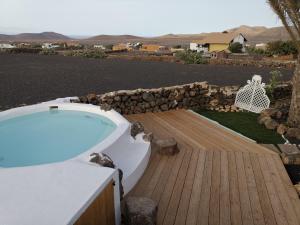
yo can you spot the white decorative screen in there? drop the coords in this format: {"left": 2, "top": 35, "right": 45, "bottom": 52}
{"left": 234, "top": 75, "right": 270, "bottom": 113}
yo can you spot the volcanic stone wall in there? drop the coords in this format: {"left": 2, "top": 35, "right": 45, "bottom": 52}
{"left": 76, "top": 82, "right": 240, "bottom": 114}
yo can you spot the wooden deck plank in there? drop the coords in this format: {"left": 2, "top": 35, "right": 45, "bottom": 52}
{"left": 162, "top": 146, "right": 193, "bottom": 225}
{"left": 250, "top": 154, "right": 278, "bottom": 225}
{"left": 151, "top": 155, "right": 177, "bottom": 203}
{"left": 174, "top": 148, "right": 200, "bottom": 225}
{"left": 156, "top": 146, "right": 188, "bottom": 225}
{"left": 258, "top": 156, "right": 289, "bottom": 225}
{"left": 219, "top": 151, "right": 231, "bottom": 225}
{"left": 243, "top": 153, "right": 265, "bottom": 225}
{"left": 209, "top": 151, "right": 221, "bottom": 225}
{"left": 125, "top": 110, "right": 300, "bottom": 225}
{"left": 197, "top": 150, "right": 213, "bottom": 225}
{"left": 143, "top": 155, "right": 169, "bottom": 198}
{"left": 228, "top": 151, "right": 243, "bottom": 225}
{"left": 186, "top": 150, "right": 207, "bottom": 225}
{"left": 235, "top": 152, "right": 254, "bottom": 225}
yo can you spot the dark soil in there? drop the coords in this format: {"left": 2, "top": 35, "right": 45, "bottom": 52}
{"left": 0, "top": 53, "right": 293, "bottom": 109}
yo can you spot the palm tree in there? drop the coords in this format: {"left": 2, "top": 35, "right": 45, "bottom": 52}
{"left": 268, "top": 0, "right": 300, "bottom": 127}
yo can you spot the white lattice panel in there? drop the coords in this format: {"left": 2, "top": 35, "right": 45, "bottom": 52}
{"left": 234, "top": 75, "right": 270, "bottom": 113}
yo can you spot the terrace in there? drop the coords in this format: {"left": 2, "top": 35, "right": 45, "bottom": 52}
{"left": 126, "top": 109, "right": 300, "bottom": 225}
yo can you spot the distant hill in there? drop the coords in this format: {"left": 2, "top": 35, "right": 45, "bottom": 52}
{"left": 0, "top": 32, "right": 70, "bottom": 42}
{"left": 82, "top": 26, "right": 292, "bottom": 46}
{"left": 226, "top": 25, "right": 291, "bottom": 44}
{"left": 0, "top": 26, "right": 292, "bottom": 45}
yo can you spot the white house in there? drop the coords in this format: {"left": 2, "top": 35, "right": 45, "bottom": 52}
{"left": 42, "top": 43, "right": 60, "bottom": 49}
{"left": 190, "top": 33, "right": 247, "bottom": 53}
{"left": 93, "top": 44, "right": 106, "bottom": 50}
{"left": 255, "top": 43, "right": 267, "bottom": 50}
{"left": 0, "top": 43, "right": 16, "bottom": 49}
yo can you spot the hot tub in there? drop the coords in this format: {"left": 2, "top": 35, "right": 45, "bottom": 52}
{"left": 0, "top": 101, "right": 151, "bottom": 225}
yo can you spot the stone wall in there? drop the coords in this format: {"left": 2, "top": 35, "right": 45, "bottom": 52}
{"left": 76, "top": 82, "right": 240, "bottom": 114}
{"left": 76, "top": 81, "right": 293, "bottom": 115}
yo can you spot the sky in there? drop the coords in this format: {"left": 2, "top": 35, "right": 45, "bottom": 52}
{"left": 0, "top": 0, "right": 282, "bottom": 36}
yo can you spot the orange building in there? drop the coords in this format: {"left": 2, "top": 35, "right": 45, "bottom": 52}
{"left": 140, "top": 44, "right": 169, "bottom": 52}
{"left": 112, "top": 43, "right": 128, "bottom": 51}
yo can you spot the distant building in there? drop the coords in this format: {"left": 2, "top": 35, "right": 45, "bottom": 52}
{"left": 112, "top": 43, "right": 128, "bottom": 51}
{"left": 0, "top": 43, "right": 15, "bottom": 49}
{"left": 190, "top": 33, "right": 247, "bottom": 53}
{"left": 42, "top": 43, "right": 60, "bottom": 49}
{"left": 93, "top": 44, "right": 106, "bottom": 50}
{"left": 170, "top": 48, "right": 185, "bottom": 53}
{"left": 255, "top": 43, "right": 267, "bottom": 50}
{"left": 140, "top": 44, "right": 169, "bottom": 53}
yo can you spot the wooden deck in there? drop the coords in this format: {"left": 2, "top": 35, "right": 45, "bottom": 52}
{"left": 125, "top": 110, "right": 300, "bottom": 225}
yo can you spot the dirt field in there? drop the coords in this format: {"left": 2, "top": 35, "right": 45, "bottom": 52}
{"left": 0, "top": 53, "right": 293, "bottom": 109}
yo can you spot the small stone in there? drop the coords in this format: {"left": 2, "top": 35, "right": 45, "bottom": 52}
{"left": 131, "top": 121, "right": 144, "bottom": 138}
{"left": 276, "top": 111, "right": 283, "bottom": 120}
{"left": 100, "top": 103, "right": 112, "bottom": 111}
{"left": 261, "top": 108, "right": 279, "bottom": 118}
{"left": 142, "top": 92, "right": 155, "bottom": 102}
{"left": 124, "top": 197, "right": 158, "bottom": 225}
{"left": 264, "top": 118, "right": 279, "bottom": 130}
{"left": 280, "top": 145, "right": 300, "bottom": 165}
{"left": 277, "top": 124, "right": 288, "bottom": 135}
{"left": 189, "top": 90, "right": 196, "bottom": 97}
{"left": 257, "top": 115, "right": 271, "bottom": 125}
{"left": 143, "top": 132, "right": 154, "bottom": 142}
{"left": 160, "top": 104, "right": 168, "bottom": 111}
{"left": 87, "top": 93, "right": 97, "bottom": 103}
{"left": 286, "top": 128, "right": 300, "bottom": 139}
{"left": 153, "top": 138, "right": 179, "bottom": 155}
{"left": 114, "top": 96, "right": 121, "bottom": 101}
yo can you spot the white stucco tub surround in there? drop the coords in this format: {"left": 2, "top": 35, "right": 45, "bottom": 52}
{"left": 0, "top": 100, "right": 151, "bottom": 225}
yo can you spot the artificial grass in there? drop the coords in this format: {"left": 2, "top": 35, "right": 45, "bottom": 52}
{"left": 195, "top": 110, "right": 285, "bottom": 144}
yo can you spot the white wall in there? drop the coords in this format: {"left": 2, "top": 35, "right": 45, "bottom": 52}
{"left": 233, "top": 34, "right": 247, "bottom": 52}
{"left": 190, "top": 43, "right": 208, "bottom": 53}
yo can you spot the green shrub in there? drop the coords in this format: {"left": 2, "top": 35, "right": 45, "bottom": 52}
{"left": 265, "top": 70, "right": 282, "bottom": 100}
{"left": 266, "top": 40, "right": 298, "bottom": 56}
{"left": 175, "top": 50, "right": 208, "bottom": 64}
{"left": 246, "top": 46, "right": 269, "bottom": 56}
{"left": 64, "top": 49, "right": 107, "bottom": 59}
{"left": 229, "top": 42, "right": 243, "bottom": 53}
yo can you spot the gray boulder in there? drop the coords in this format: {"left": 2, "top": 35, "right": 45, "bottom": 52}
{"left": 264, "top": 118, "right": 279, "bottom": 130}
{"left": 124, "top": 197, "right": 158, "bottom": 225}
{"left": 277, "top": 124, "right": 288, "bottom": 135}
{"left": 153, "top": 138, "right": 179, "bottom": 155}
{"left": 131, "top": 121, "right": 144, "bottom": 138}
{"left": 286, "top": 128, "right": 300, "bottom": 140}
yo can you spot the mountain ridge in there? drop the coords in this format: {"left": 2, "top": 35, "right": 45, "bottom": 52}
{"left": 0, "top": 26, "right": 292, "bottom": 45}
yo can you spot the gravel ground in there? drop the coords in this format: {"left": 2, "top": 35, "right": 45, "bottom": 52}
{"left": 0, "top": 53, "right": 293, "bottom": 109}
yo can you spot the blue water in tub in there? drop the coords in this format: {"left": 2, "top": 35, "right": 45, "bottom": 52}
{"left": 0, "top": 110, "right": 117, "bottom": 167}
